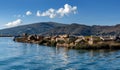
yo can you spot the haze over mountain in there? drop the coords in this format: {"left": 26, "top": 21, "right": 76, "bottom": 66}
{"left": 0, "top": 22, "right": 66, "bottom": 36}
{"left": 0, "top": 22, "right": 120, "bottom": 36}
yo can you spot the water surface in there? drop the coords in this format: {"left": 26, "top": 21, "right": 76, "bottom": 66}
{"left": 0, "top": 37, "right": 120, "bottom": 70}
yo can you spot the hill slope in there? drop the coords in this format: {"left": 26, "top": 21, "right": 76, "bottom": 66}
{"left": 42, "top": 23, "right": 91, "bottom": 36}
{"left": 0, "top": 22, "right": 66, "bottom": 36}
{"left": 0, "top": 22, "right": 120, "bottom": 36}
{"left": 42, "top": 24, "right": 120, "bottom": 36}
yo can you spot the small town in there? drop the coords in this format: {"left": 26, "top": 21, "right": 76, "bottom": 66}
{"left": 14, "top": 33, "right": 120, "bottom": 49}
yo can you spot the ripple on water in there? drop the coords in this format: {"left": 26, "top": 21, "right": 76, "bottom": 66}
{"left": 0, "top": 38, "right": 120, "bottom": 70}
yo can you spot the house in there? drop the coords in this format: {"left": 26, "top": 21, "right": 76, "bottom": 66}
{"left": 36, "top": 35, "right": 44, "bottom": 41}
{"left": 56, "top": 37, "right": 65, "bottom": 42}
{"left": 75, "top": 38, "right": 86, "bottom": 45}
{"left": 27, "top": 35, "right": 37, "bottom": 41}
{"left": 59, "top": 34, "right": 69, "bottom": 38}
{"left": 77, "top": 36, "right": 85, "bottom": 40}
{"left": 88, "top": 36, "right": 93, "bottom": 45}
{"left": 51, "top": 35, "right": 59, "bottom": 41}
{"left": 100, "top": 36, "right": 115, "bottom": 41}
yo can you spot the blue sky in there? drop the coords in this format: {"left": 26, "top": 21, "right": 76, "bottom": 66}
{"left": 0, "top": 0, "right": 120, "bottom": 29}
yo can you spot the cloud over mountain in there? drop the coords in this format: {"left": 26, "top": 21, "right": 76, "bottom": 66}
{"left": 36, "top": 11, "right": 41, "bottom": 17}
{"left": 13, "top": 4, "right": 77, "bottom": 19}
{"left": 26, "top": 11, "right": 32, "bottom": 16}
{"left": 37, "top": 8, "right": 56, "bottom": 18}
{"left": 36, "top": 4, "right": 77, "bottom": 18}
{"left": 5, "top": 19, "right": 22, "bottom": 27}
{"left": 56, "top": 4, "right": 77, "bottom": 17}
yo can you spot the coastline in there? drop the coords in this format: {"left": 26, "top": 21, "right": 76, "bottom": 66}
{"left": 13, "top": 34, "right": 120, "bottom": 50}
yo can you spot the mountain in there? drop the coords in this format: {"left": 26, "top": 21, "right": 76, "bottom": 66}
{"left": 42, "top": 23, "right": 120, "bottom": 36}
{"left": 0, "top": 22, "right": 120, "bottom": 36}
{"left": 42, "top": 23, "right": 91, "bottom": 36}
{"left": 0, "top": 22, "right": 66, "bottom": 36}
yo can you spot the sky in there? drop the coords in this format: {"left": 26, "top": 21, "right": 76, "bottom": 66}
{"left": 0, "top": 0, "right": 120, "bottom": 29}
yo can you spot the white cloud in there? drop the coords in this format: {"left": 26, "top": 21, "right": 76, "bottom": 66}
{"left": 36, "top": 4, "right": 77, "bottom": 18}
{"left": 5, "top": 19, "right": 22, "bottom": 27}
{"left": 36, "top": 8, "right": 56, "bottom": 18}
{"left": 57, "top": 4, "right": 77, "bottom": 17}
{"left": 36, "top": 11, "right": 41, "bottom": 17}
{"left": 40, "top": 8, "right": 56, "bottom": 18}
{"left": 26, "top": 11, "right": 32, "bottom": 16}
{"left": 13, "top": 4, "right": 77, "bottom": 19}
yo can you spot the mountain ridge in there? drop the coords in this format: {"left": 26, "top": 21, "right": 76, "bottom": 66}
{"left": 0, "top": 22, "right": 120, "bottom": 36}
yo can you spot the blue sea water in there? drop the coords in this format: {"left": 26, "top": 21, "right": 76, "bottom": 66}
{"left": 0, "top": 37, "right": 120, "bottom": 70}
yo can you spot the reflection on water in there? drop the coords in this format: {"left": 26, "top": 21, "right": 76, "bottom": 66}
{"left": 0, "top": 37, "right": 120, "bottom": 70}
{"left": 56, "top": 46, "right": 69, "bottom": 65}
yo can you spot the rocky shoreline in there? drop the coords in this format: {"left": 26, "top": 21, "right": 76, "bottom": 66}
{"left": 13, "top": 33, "right": 120, "bottom": 50}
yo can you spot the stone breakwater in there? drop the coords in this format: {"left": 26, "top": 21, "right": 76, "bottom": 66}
{"left": 14, "top": 34, "right": 120, "bottom": 49}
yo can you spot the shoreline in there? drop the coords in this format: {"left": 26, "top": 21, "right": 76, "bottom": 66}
{"left": 13, "top": 34, "right": 120, "bottom": 50}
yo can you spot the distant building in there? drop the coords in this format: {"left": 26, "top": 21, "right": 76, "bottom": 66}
{"left": 100, "top": 36, "right": 115, "bottom": 41}
{"left": 88, "top": 36, "right": 93, "bottom": 45}
{"left": 59, "top": 34, "right": 69, "bottom": 38}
